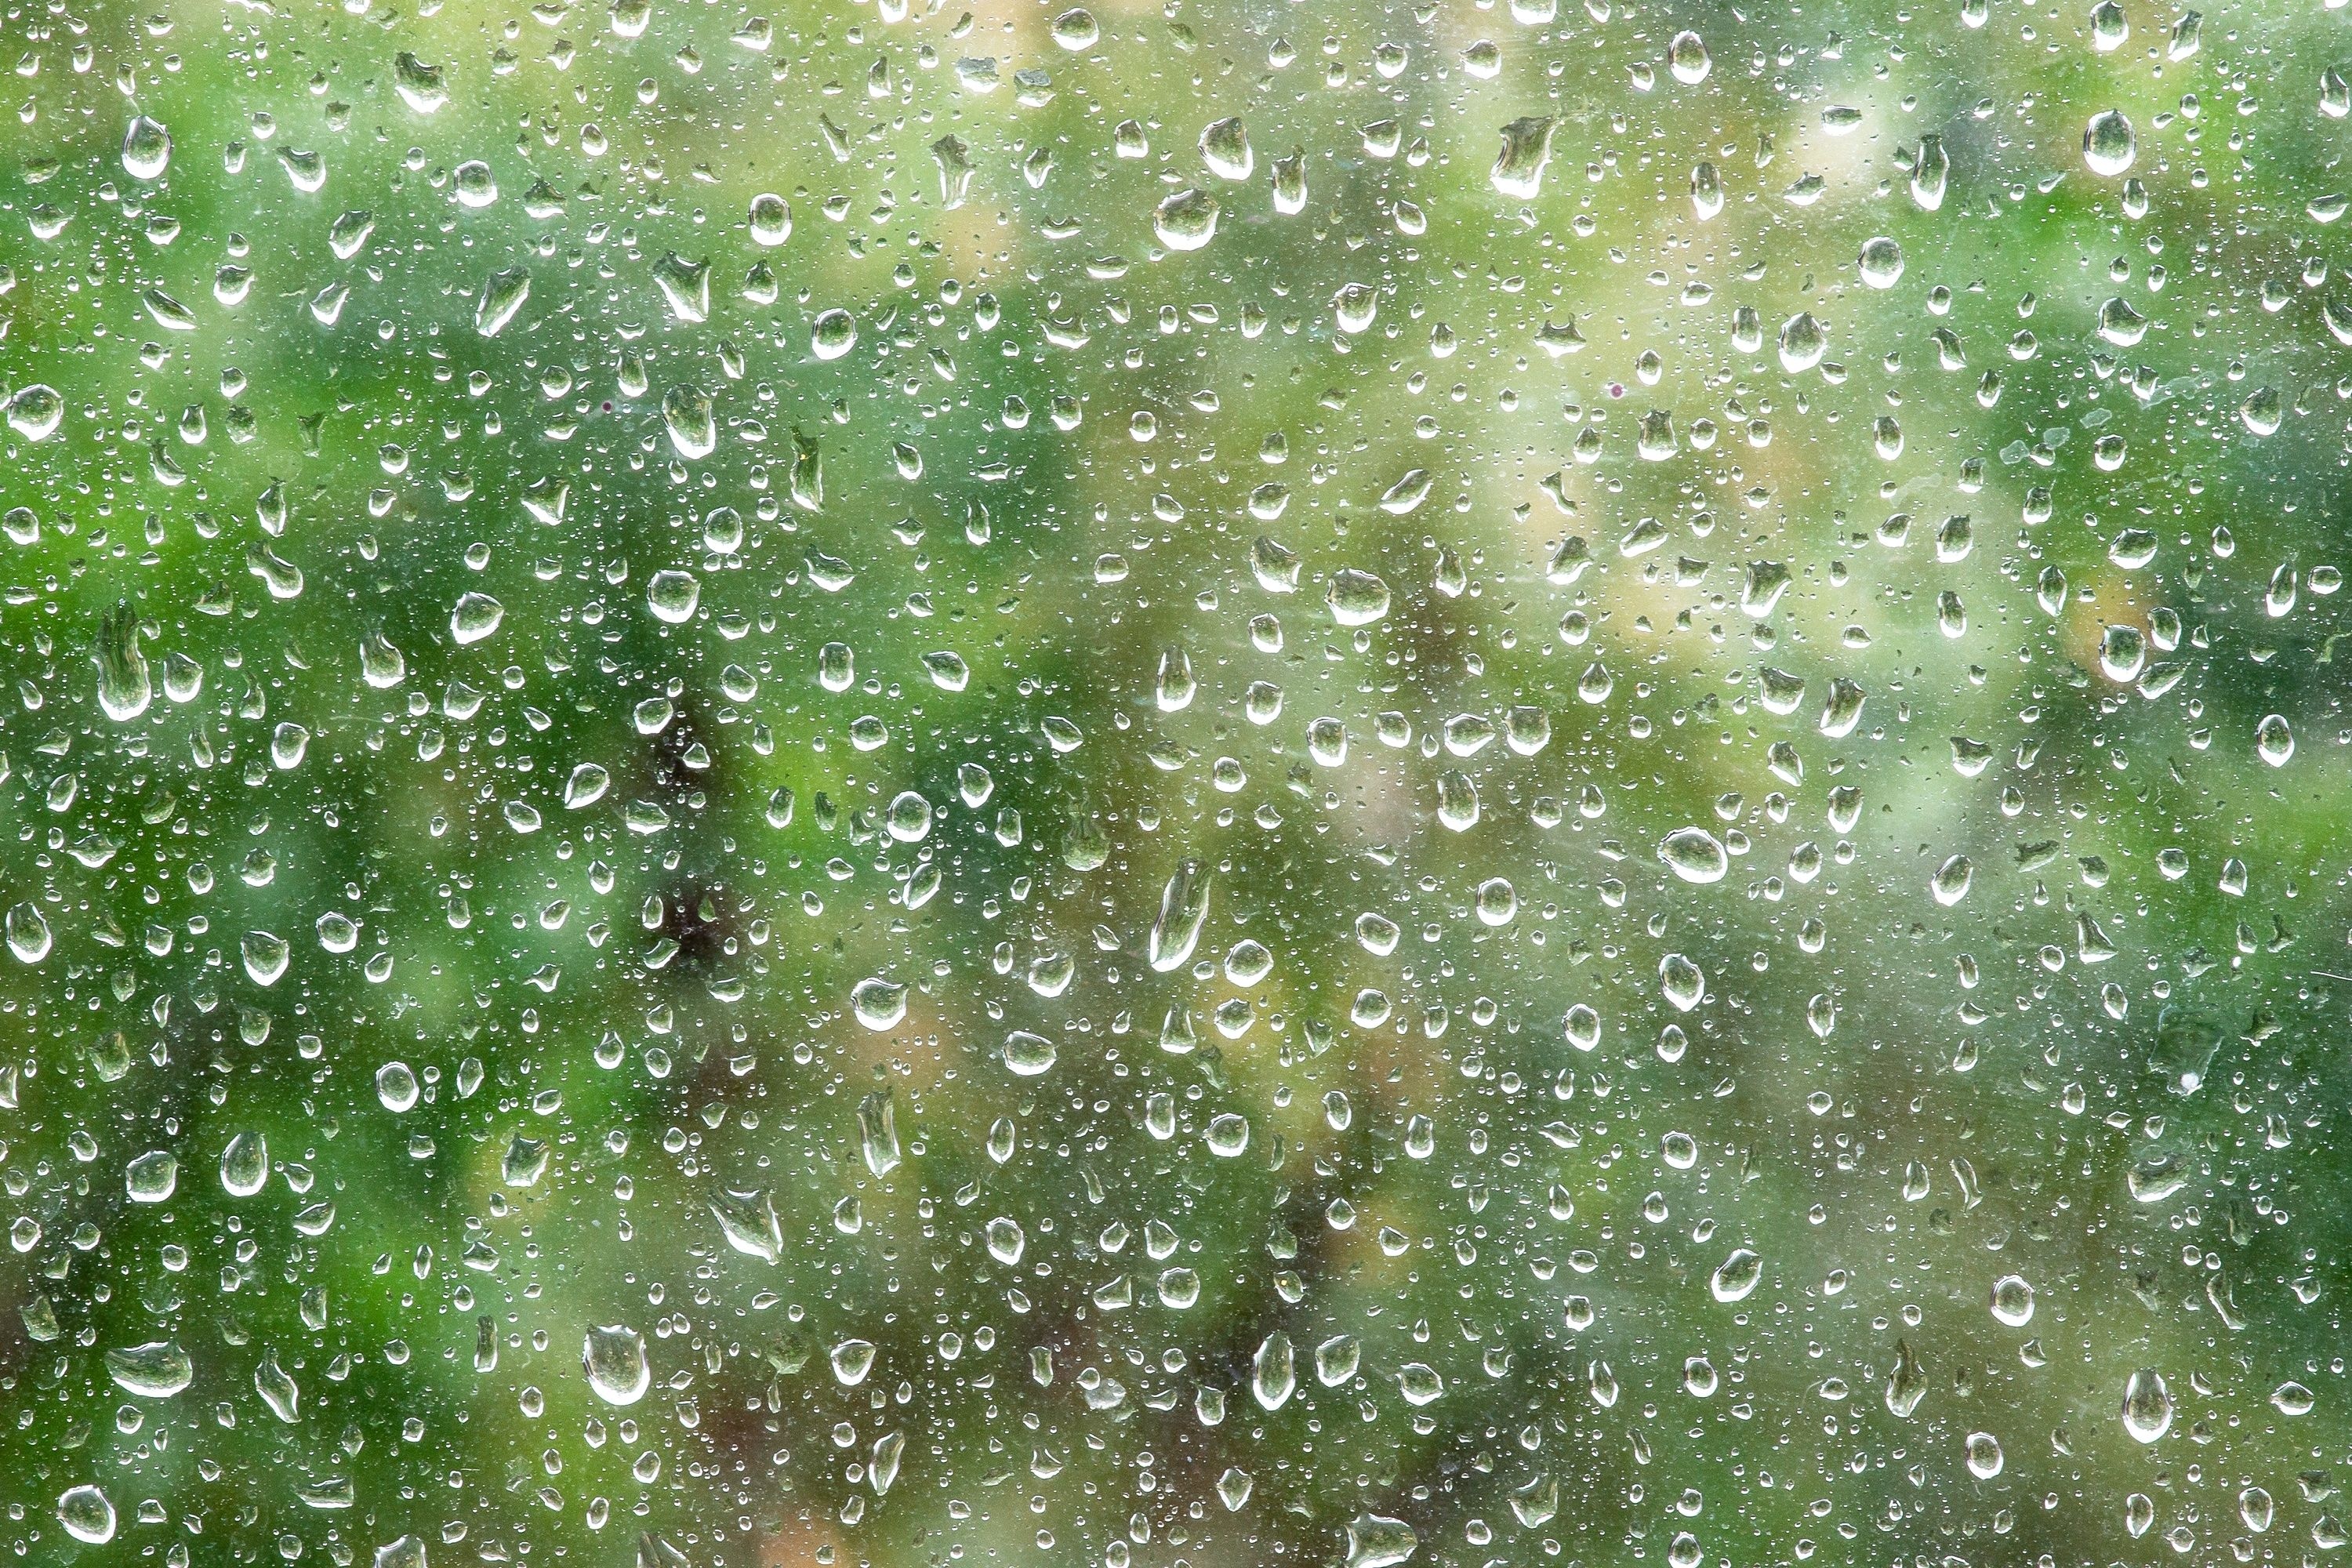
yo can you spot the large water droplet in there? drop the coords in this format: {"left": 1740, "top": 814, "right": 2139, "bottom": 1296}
{"left": 1148, "top": 860, "right": 1211, "bottom": 972}
{"left": 2085, "top": 110, "right": 2136, "bottom": 176}
{"left": 2122, "top": 1368, "right": 2173, "bottom": 1443}
{"left": 122, "top": 114, "right": 171, "bottom": 180}
{"left": 57, "top": 1486, "right": 116, "bottom": 1544}
{"left": 749, "top": 192, "right": 793, "bottom": 245}
{"left": 5, "top": 903, "right": 50, "bottom": 964}
{"left": 1710, "top": 1247, "right": 1762, "bottom": 1301}
{"left": 1152, "top": 186, "right": 1221, "bottom": 252}
{"left": 583, "top": 1325, "right": 651, "bottom": 1405}
{"left": 1003, "top": 1029, "right": 1058, "bottom": 1076}
{"left": 220, "top": 1131, "right": 269, "bottom": 1196}
{"left": 1857, "top": 235, "right": 1904, "bottom": 288}
{"left": 125, "top": 1149, "right": 176, "bottom": 1203}
{"left": 1490, "top": 115, "right": 1555, "bottom": 198}
{"left": 1659, "top": 826, "right": 1728, "bottom": 884}
{"left": 1344, "top": 1515, "right": 1418, "bottom": 1568}
{"left": 1777, "top": 311, "right": 1827, "bottom": 372}
{"left": 829, "top": 1338, "right": 877, "bottom": 1385}
{"left": 646, "top": 570, "right": 701, "bottom": 623}
{"left": 851, "top": 977, "right": 908, "bottom": 1030}
{"left": 105, "top": 1341, "right": 193, "bottom": 1398}
{"left": 2257, "top": 712, "right": 2295, "bottom": 766}
{"left": 1659, "top": 952, "right": 1705, "bottom": 1012}
{"left": 1668, "top": 30, "right": 1711, "bottom": 83}
{"left": 7, "top": 383, "right": 64, "bottom": 442}
{"left": 1251, "top": 1331, "right": 1294, "bottom": 1409}
{"left": 450, "top": 592, "right": 506, "bottom": 644}
{"left": 1327, "top": 568, "right": 1392, "bottom": 626}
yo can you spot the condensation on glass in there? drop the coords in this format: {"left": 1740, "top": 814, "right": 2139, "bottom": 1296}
{"left": 0, "top": 1, "right": 2340, "bottom": 1566}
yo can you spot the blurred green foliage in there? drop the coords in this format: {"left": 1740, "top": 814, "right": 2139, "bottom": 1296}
{"left": 1, "top": 0, "right": 2350, "bottom": 1566}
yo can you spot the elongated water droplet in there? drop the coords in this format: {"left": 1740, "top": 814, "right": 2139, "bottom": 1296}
{"left": 1659, "top": 826, "right": 1728, "bottom": 884}
{"left": 2122, "top": 1368, "right": 2172, "bottom": 1443}
{"left": 122, "top": 114, "right": 171, "bottom": 180}
{"left": 1711, "top": 1247, "right": 1762, "bottom": 1301}
{"left": 1252, "top": 1331, "right": 1294, "bottom": 1409}
{"left": 1882, "top": 1338, "right": 1926, "bottom": 1417}
{"left": 221, "top": 1131, "right": 269, "bottom": 1196}
{"left": 1659, "top": 952, "right": 1705, "bottom": 1012}
{"left": 1491, "top": 115, "right": 1555, "bottom": 198}
{"left": 583, "top": 1325, "right": 651, "bottom": 1405}
{"left": 105, "top": 1340, "right": 193, "bottom": 1398}
{"left": 475, "top": 267, "right": 530, "bottom": 336}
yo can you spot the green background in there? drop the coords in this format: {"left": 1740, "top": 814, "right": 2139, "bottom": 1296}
{"left": 0, "top": 0, "right": 2348, "bottom": 1564}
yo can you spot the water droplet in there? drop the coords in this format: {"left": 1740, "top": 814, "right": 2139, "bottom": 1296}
{"left": 1857, "top": 235, "right": 1904, "bottom": 288}
{"left": 646, "top": 570, "right": 701, "bottom": 623}
{"left": 583, "top": 1325, "right": 652, "bottom": 1405}
{"left": 829, "top": 1338, "right": 877, "bottom": 1386}
{"left": 7, "top": 383, "right": 64, "bottom": 442}
{"left": 749, "top": 192, "right": 793, "bottom": 247}
{"left": 1204, "top": 1112, "right": 1250, "bottom": 1156}
{"left": 1200, "top": 115, "right": 1253, "bottom": 180}
{"left": 105, "top": 1340, "right": 193, "bottom": 1399}
{"left": 57, "top": 1486, "right": 116, "bottom": 1545}
{"left": 1659, "top": 826, "right": 1728, "bottom": 884}
{"left": 1148, "top": 860, "right": 1211, "bottom": 972}
{"left": 1344, "top": 1514, "right": 1418, "bottom": 1568}
{"left": 1668, "top": 31, "right": 1711, "bottom": 83}
{"left": 2257, "top": 712, "right": 2295, "bottom": 766}
{"left": 1710, "top": 1247, "right": 1762, "bottom": 1302}
{"left": 2085, "top": 110, "right": 2136, "bottom": 176}
{"left": 1154, "top": 187, "right": 1221, "bottom": 252}
{"left": 811, "top": 309, "right": 859, "bottom": 361}
{"left": 475, "top": 267, "right": 530, "bottom": 336}
{"left": 1004, "top": 1029, "right": 1058, "bottom": 1076}
{"left": 394, "top": 52, "right": 447, "bottom": 112}
{"left": 376, "top": 1060, "right": 420, "bottom": 1112}
{"left": 851, "top": 977, "right": 908, "bottom": 1030}
{"left": 1659, "top": 952, "right": 1705, "bottom": 1012}
{"left": 220, "top": 1131, "right": 269, "bottom": 1196}
{"left": 661, "top": 384, "right": 717, "bottom": 457}
{"left": 2122, "top": 1368, "right": 2172, "bottom": 1443}
{"left": 1491, "top": 115, "right": 1555, "bottom": 198}
{"left": 125, "top": 1149, "right": 177, "bottom": 1203}
{"left": 122, "top": 114, "right": 172, "bottom": 180}
{"left": 241, "top": 929, "right": 290, "bottom": 986}
{"left": 5, "top": 903, "right": 50, "bottom": 964}
{"left": 1885, "top": 1338, "right": 1926, "bottom": 1417}
{"left": 1252, "top": 1331, "right": 1294, "bottom": 1409}
{"left": 450, "top": 591, "right": 506, "bottom": 644}
{"left": 1777, "top": 311, "right": 1827, "bottom": 372}
{"left": 1327, "top": 568, "right": 1392, "bottom": 626}
{"left": 710, "top": 1187, "right": 782, "bottom": 1263}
